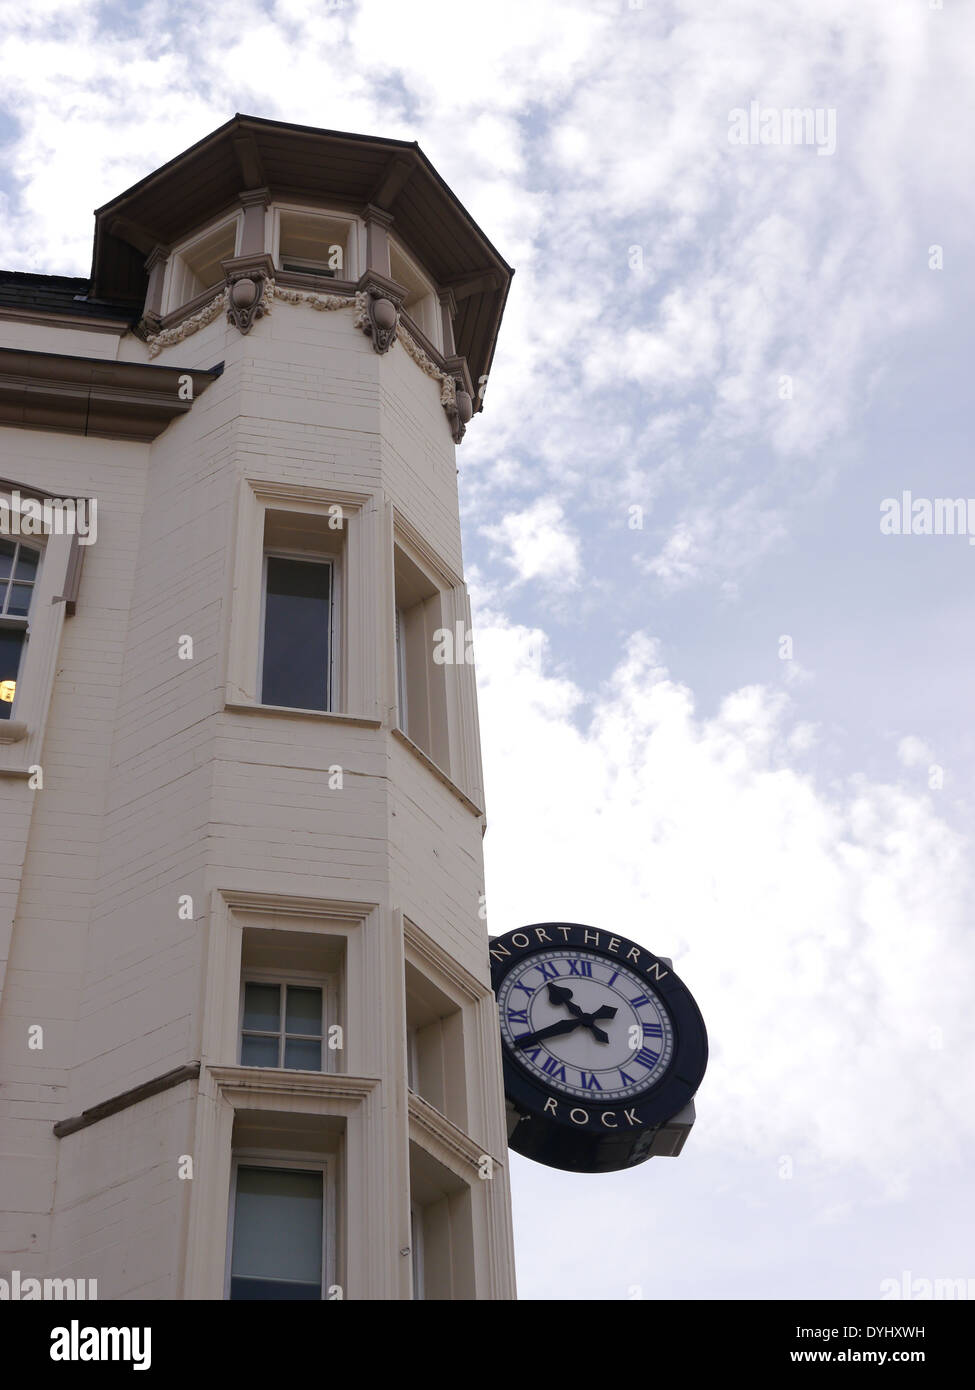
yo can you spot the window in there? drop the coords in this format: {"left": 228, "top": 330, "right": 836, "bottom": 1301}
{"left": 260, "top": 554, "right": 334, "bottom": 711}
{"left": 388, "top": 237, "right": 441, "bottom": 350}
{"left": 273, "top": 208, "right": 355, "bottom": 280}
{"left": 393, "top": 544, "right": 448, "bottom": 770}
{"left": 408, "top": 1143, "right": 476, "bottom": 1300}
{"left": 163, "top": 216, "right": 239, "bottom": 313}
{"left": 405, "top": 959, "right": 467, "bottom": 1128}
{"left": 229, "top": 1164, "right": 325, "bottom": 1300}
{"left": 240, "top": 981, "right": 326, "bottom": 1070}
{"left": 0, "top": 538, "right": 40, "bottom": 720}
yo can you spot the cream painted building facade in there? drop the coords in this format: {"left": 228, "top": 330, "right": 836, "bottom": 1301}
{"left": 0, "top": 115, "right": 517, "bottom": 1300}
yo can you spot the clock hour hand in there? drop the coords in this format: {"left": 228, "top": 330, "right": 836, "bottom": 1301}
{"left": 514, "top": 1018, "right": 583, "bottom": 1049}
{"left": 546, "top": 983, "right": 618, "bottom": 1044}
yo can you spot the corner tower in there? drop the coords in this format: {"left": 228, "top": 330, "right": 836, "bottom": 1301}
{"left": 0, "top": 115, "right": 515, "bottom": 1300}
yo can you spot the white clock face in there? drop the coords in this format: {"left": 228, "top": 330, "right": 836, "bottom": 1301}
{"left": 497, "top": 948, "right": 674, "bottom": 1102}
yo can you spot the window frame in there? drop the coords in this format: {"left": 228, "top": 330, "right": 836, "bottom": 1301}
{"left": 257, "top": 548, "right": 338, "bottom": 715}
{"left": 162, "top": 212, "right": 242, "bottom": 316}
{"left": 224, "top": 1152, "right": 335, "bottom": 1302}
{"left": 237, "top": 967, "right": 339, "bottom": 1074}
{"left": 0, "top": 536, "right": 43, "bottom": 721}
{"left": 271, "top": 204, "right": 360, "bottom": 282}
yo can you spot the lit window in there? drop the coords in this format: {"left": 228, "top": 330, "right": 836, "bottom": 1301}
{"left": 260, "top": 554, "right": 333, "bottom": 711}
{"left": 240, "top": 981, "right": 325, "bottom": 1070}
{"left": 0, "top": 538, "right": 40, "bottom": 720}
{"left": 229, "top": 1165, "right": 324, "bottom": 1301}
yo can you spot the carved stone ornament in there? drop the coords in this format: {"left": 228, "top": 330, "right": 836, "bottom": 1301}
{"left": 355, "top": 286, "right": 400, "bottom": 354}
{"left": 227, "top": 272, "right": 273, "bottom": 335}
{"left": 444, "top": 382, "right": 473, "bottom": 445}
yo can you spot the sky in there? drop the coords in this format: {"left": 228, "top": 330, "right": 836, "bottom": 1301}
{"left": 1, "top": 0, "right": 973, "bottom": 1300}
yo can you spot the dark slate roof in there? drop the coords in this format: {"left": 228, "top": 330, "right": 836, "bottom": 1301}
{"left": 0, "top": 270, "right": 135, "bottom": 322}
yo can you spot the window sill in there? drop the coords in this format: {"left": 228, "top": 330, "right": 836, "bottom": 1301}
{"left": 0, "top": 720, "right": 27, "bottom": 744}
{"left": 207, "top": 1064, "right": 379, "bottom": 1105}
{"left": 391, "top": 725, "right": 484, "bottom": 818}
{"left": 224, "top": 699, "right": 382, "bottom": 729}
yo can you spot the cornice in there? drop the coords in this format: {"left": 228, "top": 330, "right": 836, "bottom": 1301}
{"left": 0, "top": 347, "right": 222, "bottom": 441}
{"left": 408, "top": 1090, "right": 502, "bottom": 1180}
{"left": 403, "top": 917, "right": 491, "bottom": 1005}
{"left": 208, "top": 1064, "right": 380, "bottom": 1106}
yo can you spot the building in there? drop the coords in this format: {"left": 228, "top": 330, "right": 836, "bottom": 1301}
{"left": 0, "top": 114, "right": 517, "bottom": 1300}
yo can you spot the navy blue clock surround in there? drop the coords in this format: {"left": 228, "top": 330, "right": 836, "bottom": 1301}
{"left": 490, "top": 923, "right": 708, "bottom": 1173}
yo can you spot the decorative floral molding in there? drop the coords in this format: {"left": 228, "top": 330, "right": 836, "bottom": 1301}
{"left": 144, "top": 278, "right": 469, "bottom": 441}
{"left": 146, "top": 288, "right": 227, "bottom": 358}
{"left": 276, "top": 285, "right": 352, "bottom": 313}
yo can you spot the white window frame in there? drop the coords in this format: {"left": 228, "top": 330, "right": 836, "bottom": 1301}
{"left": 224, "top": 1152, "right": 336, "bottom": 1302}
{"left": 388, "top": 234, "right": 442, "bottom": 352}
{"left": 0, "top": 537, "right": 43, "bottom": 722}
{"left": 394, "top": 604, "right": 408, "bottom": 732}
{"left": 258, "top": 549, "right": 338, "bottom": 714}
{"left": 162, "top": 212, "right": 242, "bottom": 315}
{"left": 237, "top": 968, "right": 339, "bottom": 1073}
{"left": 410, "top": 1202, "right": 424, "bottom": 1300}
{"left": 271, "top": 204, "right": 360, "bottom": 281}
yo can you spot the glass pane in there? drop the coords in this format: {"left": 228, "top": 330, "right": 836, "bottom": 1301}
{"left": 261, "top": 557, "right": 331, "bottom": 711}
{"left": 241, "top": 1035, "right": 279, "bottom": 1068}
{"left": 0, "top": 539, "right": 14, "bottom": 579}
{"left": 242, "top": 982, "right": 280, "bottom": 1033}
{"left": 14, "top": 546, "right": 39, "bottom": 581}
{"left": 0, "top": 628, "right": 25, "bottom": 720}
{"left": 284, "top": 1038, "right": 322, "bottom": 1071}
{"left": 231, "top": 1167, "right": 323, "bottom": 1298}
{"left": 7, "top": 584, "right": 33, "bottom": 617}
{"left": 285, "top": 986, "right": 322, "bottom": 1036}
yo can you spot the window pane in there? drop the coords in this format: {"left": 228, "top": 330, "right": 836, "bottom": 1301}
{"left": 284, "top": 1038, "right": 322, "bottom": 1071}
{"left": 7, "top": 584, "right": 33, "bottom": 617}
{"left": 285, "top": 986, "right": 322, "bottom": 1036}
{"left": 261, "top": 557, "right": 331, "bottom": 711}
{"left": 0, "top": 539, "right": 14, "bottom": 579}
{"left": 241, "top": 1035, "right": 279, "bottom": 1068}
{"left": 242, "top": 982, "right": 280, "bottom": 1033}
{"left": 14, "top": 546, "right": 39, "bottom": 581}
{"left": 0, "top": 628, "right": 25, "bottom": 720}
{"left": 230, "top": 1167, "right": 323, "bottom": 1300}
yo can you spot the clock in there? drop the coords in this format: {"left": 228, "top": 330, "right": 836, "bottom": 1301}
{"left": 491, "top": 923, "right": 708, "bottom": 1173}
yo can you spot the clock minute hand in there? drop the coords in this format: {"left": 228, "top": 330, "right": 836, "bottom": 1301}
{"left": 514, "top": 1018, "right": 583, "bottom": 1049}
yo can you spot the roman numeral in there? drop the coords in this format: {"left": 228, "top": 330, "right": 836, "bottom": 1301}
{"left": 642, "top": 1022, "right": 663, "bottom": 1038}
{"left": 507, "top": 1009, "right": 529, "bottom": 1025}
{"left": 567, "top": 959, "right": 593, "bottom": 977}
{"left": 579, "top": 1070, "right": 602, "bottom": 1090}
{"left": 635, "top": 1048, "right": 660, "bottom": 1070}
{"left": 607, "top": 971, "right": 619, "bottom": 986}
{"left": 513, "top": 981, "right": 534, "bottom": 997}
{"left": 536, "top": 961, "right": 561, "bottom": 981}
{"left": 540, "top": 1055, "right": 567, "bottom": 1082}
{"left": 629, "top": 994, "right": 651, "bottom": 1008}
{"left": 618, "top": 1068, "right": 638, "bottom": 1087}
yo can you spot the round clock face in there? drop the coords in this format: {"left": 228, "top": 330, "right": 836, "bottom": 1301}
{"left": 497, "top": 947, "right": 674, "bottom": 1102}
{"left": 490, "top": 923, "right": 708, "bottom": 1173}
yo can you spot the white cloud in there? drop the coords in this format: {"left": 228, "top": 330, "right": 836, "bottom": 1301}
{"left": 481, "top": 497, "right": 582, "bottom": 591}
